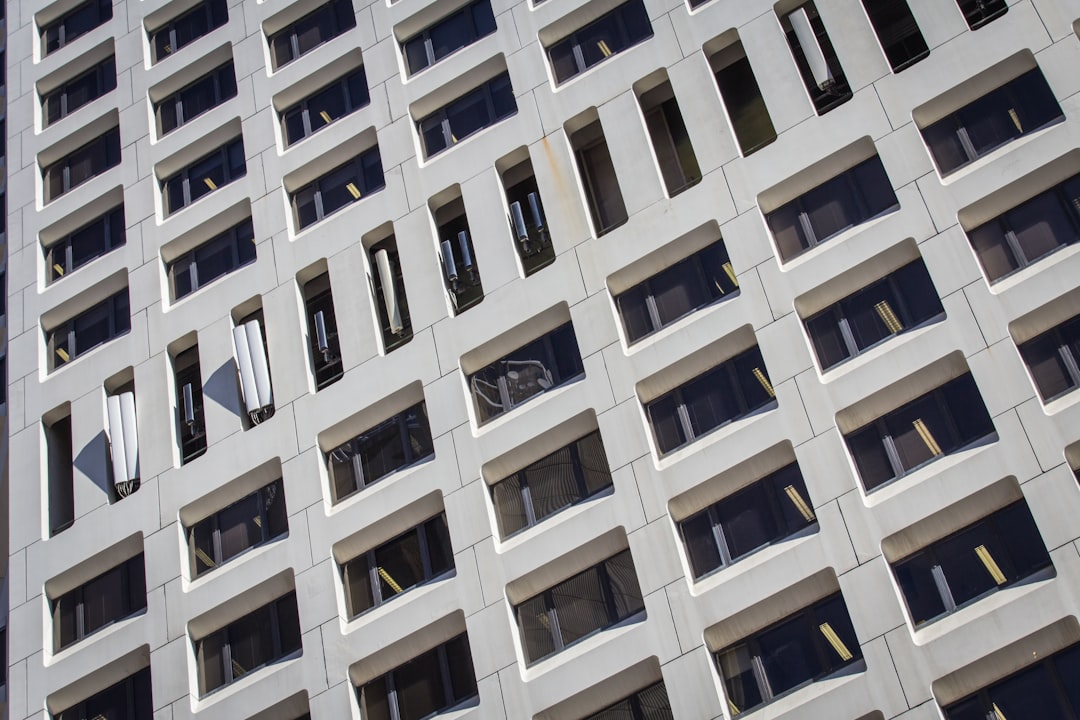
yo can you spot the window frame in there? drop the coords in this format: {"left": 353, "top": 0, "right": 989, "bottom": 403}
{"left": 943, "top": 643, "right": 1080, "bottom": 719}
{"left": 48, "top": 289, "right": 130, "bottom": 370}
{"left": 417, "top": 72, "right": 517, "bottom": 158}
{"left": 268, "top": 0, "right": 356, "bottom": 70}
{"left": 291, "top": 146, "right": 385, "bottom": 229}
{"left": 188, "top": 479, "right": 288, "bottom": 578}
{"left": 860, "top": 0, "right": 929, "bottom": 72}
{"left": 53, "top": 555, "right": 147, "bottom": 651}
{"left": 42, "top": 56, "right": 117, "bottom": 127}
{"left": 162, "top": 139, "right": 246, "bottom": 216}
{"left": 46, "top": 205, "right": 126, "bottom": 283}
{"left": 401, "top": 0, "right": 497, "bottom": 76}
{"left": 155, "top": 61, "right": 238, "bottom": 135}
{"left": 546, "top": 0, "right": 653, "bottom": 85}
{"left": 356, "top": 633, "right": 478, "bottom": 720}
{"left": 149, "top": 0, "right": 228, "bottom": 63}
{"left": 43, "top": 127, "right": 122, "bottom": 203}
{"left": 41, "top": 0, "right": 112, "bottom": 57}
{"left": 168, "top": 218, "right": 256, "bottom": 300}
{"left": 280, "top": 66, "right": 369, "bottom": 147}
{"left": 1018, "top": 314, "right": 1080, "bottom": 403}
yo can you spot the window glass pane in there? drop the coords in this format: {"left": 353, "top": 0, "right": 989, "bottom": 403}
{"left": 1008, "top": 190, "right": 1075, "bottom": 264}
{"left": 807, "top": 312, "right": 850, "bottom": 369}
{"left": 648, "top": 395, "right": 685, "bottom": 454}
{"left": 294, "top": 187, "right": 319, "bottom": 228}
{"left": 551, "top": 566, "right": 608, "bottom": 645}
{"left": 969, "top": 223, "right": 1019, "bottom": 281}
{"left": 523, "top": 445, "right": 579, "bottom": 520}
{"left": 758, "top": 614, "right": 820, "bottom": 695}
{"left": 651, "top": 258, "right": 708, "bottom": 327}
{"left": 549, "top": 41, "right": 578, "bottom": 83}
{"left": 217, "top": 493, "right": 260, "bottom": 562}
{"left": 885, "top": 394, "right": 946, "bottom": 472}
{"left": 577, "top": 15, "right": 622, "bottom": 69}
{"left": 1023, "top": 335, "right": 1075, "bottom": 400}
{"left": 944, "top": 697, "right": 988, "bottom": 720}
{"left": 345, "top": 557, "right": 373, "bottom": 615}
{"left": 814, "top": 595, "right": 860, "bottom": 671}
{"left": 276, "top": 595, "right": 302, "bottom": 654}
{"left": 577, "top": 134, "right": 628, "bottom": 232}
{"left": 578, "top": 431, "right": 612, "bottom": 495}
{"left": 769, "top": 203, "right": 809, "bottom": 259}
{"left": 424, "top": 515, "right": 454, "bottom": 576}
{"left": 518, "top": 594, "right": 557, "bottom": 662}
{"left": 894, "top": 551, "right": 948, "bottom": 625}
{"left": 940, "top": 374, "right": 994, "bottom": 444}
{"left": 935, "top": 523, "right": 999, "bottom": 606}
{"left": 988, "top": 664, "right": 1061, "bottom": 720}
{"left": 1053, "top": 645, "right": 1080, "bottom": 714}
{"left": 198, "top": 632, "right": 226, "bottom": 693}
{"left": 682, "top": 369, "right": 737, "bottom": 438}
{"left": 718, "top": 645, "right": 764, "bottom": 715}
{"left": 226, "top": 609, "right": 274, "bottom": 678}
{"left": 446, "top": 88, "right": 493, "bottom": 142}
{"left": 682, "top": 511, "right": 722, "bottom": 577}
{"left": 923, "top": 119, "right": 968, "bottom": 174}
{"left": 617, "top": 286, "right": 654, "bottom": 343}
{"left": 493, "top": 474, "right": 528, "bottom": 536}
{"left": 360, "top": 679, "right": 391, "bottom": 720}
{"left": 716, "top": 53, "right": 776, "bottom": 155}
{"left": 445, "top": 634, "right": 478, "bottom": 703}
{"left": 994, "top": 502, "right": 1050, "bottom": 580}
{"left": 81, "top": 566, "right": 125, "bottom": 634}
{"left": 307, "top": 82, "right": 347, "bottom": 134}
{"left": 394, "top": 647, "right": 445, "bottom": 720}
{"left": 844, "top": 281, "right": 895, "bottom": 351}
{"left": 716, "top": 481, "right": 776, "bottom": 561}
{"left": 893, "top": 260, "right": 944, "bottom": 323}
{"left": 429, "top": 10, "right": 471, "bottom": 62}
{"left": 374, "top": 529, "right": 424, "bottom": 600}
{"left": 770, "top": 464, "right": 816, "bottom": 536}
{"left": 803, "top": 174, "right": 859, "bottom": 242}
{"left": 848, "top": 425, "right": 894, "bottom": 490}
{"left": 605, "top": 550, "right": 645, "bottom": 618}
{"left": 358, "top": 421, "right": 408, "bottom": 485}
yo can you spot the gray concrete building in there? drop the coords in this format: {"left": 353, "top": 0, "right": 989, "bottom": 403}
{"left": 5, "top": 0, "right": 1080, "bottom": 718}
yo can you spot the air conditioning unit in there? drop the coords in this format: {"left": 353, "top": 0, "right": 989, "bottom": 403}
{"left": 789, "top": 7, "right": 833, "bottom": 89}
{"left": 374, "top": 248, "right": 405, "bottom": 335}
{"left": 233, "top": 319, "right": 275, "bottom": 424}
{"left": 105, "top": 391, "right": 140, "bottom": 497}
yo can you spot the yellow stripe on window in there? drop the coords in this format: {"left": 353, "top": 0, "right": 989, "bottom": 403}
{"left": 203, "top": 177, "right": 218, "bottom": 191}
{"left": 1008, "top": 108, "right": 1022, "bottom": 133}
{"left": 597, "top": 40, "right": 613, "bottom": 57}
{"left": 56, "top": 347, "right": 70, "bottom": 362}
{"left": 992, "top": 702, "right": 1007, "bottom": 720}
{"left": 752, "top": 367, "right": 774, "bottom": 398}
{"left": 346, "top": 182, "right": 361, "bottom": 200}
{"left": 975, "top": 544, "right": 1007, "bottom": 585}
{"left": 53, "top": 263, "right": 65, "bottom": 276}
{"left": 874, "top": 300, "right": 903, "bottom": 334}
{"left": 723, "top": 262, "right": 739, "bottom": 288}
{"left": 912, "top": 418, "right": 943, "bottom": 456}
{"left": 728, "top": 698, "right": 741, "bottom": 716}
{"left": 819, "top": 622, "right": 853, "bottom": 661}
{"left": 377, "top": 566, "right": 403, "bottom": 593}
{"left": 319, "top": 110, "right": 332, "bottom": 124}
{"left": 194, "top": 547, "right": 216, "bottom": 568}
{"left": 784, "top": 485, "right": 816, "bottom": 522}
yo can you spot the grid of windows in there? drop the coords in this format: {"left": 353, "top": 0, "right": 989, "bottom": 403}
{"left": 547, "top": 0, "right": 653, "bottom": 85}
{"left": 402, "top": 0, "right": 496, "bottom": 75}
{"left": 187, "top": 480, "right": 288, "bottom": 578}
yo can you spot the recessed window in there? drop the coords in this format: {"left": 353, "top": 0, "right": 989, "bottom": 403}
{"left": 469, "top": 322, "right": 584, "bottom": 425}
{"left": 943, "top": 642, "right": 1080, "bottom": 719}
{"left": 302, "top": 272, "right": 344, "bottom": 390}
{"left": 680, "top": 463, "right": 816, "bottom": 579}
{"left": 781, "top": 3, "right": 852, "bottom": 115}
{"left": 646, "top": 345, "right": 776, "bottom": 455}
{"left": 845, "top": 373, "right": 995, "bottom": 492}
{"left": 369, "top": 236, "right": 413, "bottom": 352}
{"left": 491, "top": 430, "right": 612, "bottom": 538}
{"left": 174, "top": 345, "right": 207, "bottom": 465}
{"left": 805, "top": 258, "right": 945, "bottom": 370}
{"left": 357, "top": 633, "right": 478, "bottom": 720}
{"left": 503, "top": 159, "right": 556, "bottom": 276}
{"left": 615, "top": 238, "right": 739, "bottom": 345}
{"left": 717, "top": 593, "right": 862, "bottom": 716}
{"left": 46, "top": 413, "right": 74, "bottom": 536}
{"left": 43, "top": 127, "right": 121, "bottom": 203}
{"left": 292, "top": 146, "right": 384, "bottom": 229}
{"left": 188, "top": 479, "right": 287, "bottom": 578}
{"left": 640, "top": 82, "right": 701, "bottom": 196}
{"left": 41, "top": 0, "right": 112, "bottom": 57}
{"left": 894, "top": 500, "right": 1051, "bottom": 627}
{"left": 516, "top": 549, "right": 645, "bottom": 665}
{"left": 162, "top": 139, "right": 246, "bottom": 216}
{"left": 418, "top": 72, "right": 516, "bottom": 158}
{"left": 46, "top": 205, "right": 126, "bottom": 283}
{"left": 156, "top": 62, "right": 237, "bottom": 135}
{"left": 766, "top": 155, "right": 898, "bottom": 262}
{"left": 436, "top": 200, "right": 485, "bottom": 314}
{"left": 967, "top": 173, "right": 1080, "bottom": 282}
{"left": 56, "top": 668, "right": 152, "bottom": 720}
{"left": 327, "top": 402, "right": 434, "bottom": 503}
{"left": 342, "top": 513, "right": 454, "bottom": 617}
{"left": 712, "top": 41, "right": 776, "bottom": 155}
{"left": 196, "top": 592, "right": 302, "bottom": 696}
{"left": 571, "top": 119, "right": 628, "bottom": 236}
{"left": 402, "top": 0, "right": 496, "bottom": 75}
{"left": 48, "top": 289, "right": 130, "bottom": 370}
{"left": 43, "top": 56, "right": 117, "bottom": 127}
{"left": 269, "top": 0, "right": 356, "bottom": 70}
{"left": 922, "top": 69, "right": 1062, "bottom": 176}
{"left": 586, "top": 681, "right": 672, "bottom": 719}
{"left": 860, "top": 0, "right": 929, "bottom": 72}
{"left": 150, "top": 0, "right": 228, "bottom": 63}
{"left": 168, "top": 218, "right": 255, "bottom": 300}
{"left": 281, "top": 67, "right": 369, "bottom": 146}
{"left": 956, "top": 0, "right": 1007, "bottom": 30}
{"left": 547, "top": 0, "right": 653, "bottom": 85}
{"left": 1018, "top": 312, "right": 1080, "bottom": 402}
{"left": 53, "top": 555, "right": 146, "bottom": 651}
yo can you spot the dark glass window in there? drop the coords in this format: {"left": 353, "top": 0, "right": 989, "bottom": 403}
{"left": 861, "top": 0, "right": 929, "bottom": 72}
{"left": 168, "top": 219, "right": 255, "bottom": 300}
{"left": 944, "top": 643, "right": 1080, "bottom": 719}
{"left": 54, "top": 555, "right": 146, "bottom": 651}
{"left": 504, "top": 162, "right": 556, "bottom": 276}
{"left": 572, "top": 120, "right": 628, "bottom": 235}
{"left": 516, "top": 549, "right": 645, "bottom": 665}
{"left": 150, "top": 0, "right": 228, "bottom": 63}
{"left": 640, "top": 83, "right": 701, "bottom": 196}
{"left": 967, "top": 173, "right": 1080, "bottom": 282}
{"left": 302, "top": 273, "right": 344, "bottom": 390}
{"left": 418, "top": 73, "right": 516, "bottom": 158}
{"left": 680, "top": 463, "right": 817, "bottom": 579}
{"left": 894, "top": 500, "right": 1051, "bottom": 627}
{"left": 369, "top": 237, "right": 413, "bottom": 352}
{"left": 781, "top": 3, "right": 852, "bottom": 115}
{"left": 402, "top": 0, "right": 496, "bottom": 75}
{"left": 766, "top": 155, "right": 899, "bottom": 262}
{"left": 357, "top": 634, "right": 478, "bottom": 720}
{"left": 713, "top": 44, "right": 776, "bottom": 155}
{"left": 162, "top": 139, "right": 246, "bottom": 215}
{"left": 805, "top": 258, "right": 945, "bottom": 370}
{"left": 43, "top": 57, "right": 116, "bottom": 126}
{"left": 616, "top": 239, "right": 739, "bottom": 344}
{"left": 1018, "top": 313, "right": 1080, "bottom": 402}
{"left": 43, "top": 127, "right": 121, "bottom": 202}
{"left": 292, "top": 146, "right": 384, "bottom": 229}
{"left": 646, "top": 346, "right": 776, "bottom": 455}
{"left": 174, "top": 346, "right": 207, "bottom": 465}
{"left": 188, "top": 480, "right": 288, "bottom": 578}
{"left": 469, "top": 322, "right": 585, "bottom": 424}
{"left": 717, "top": 593, "right": 862, "bottom": 716}
{"left": 845, "top": 373, "right": 995, "bottom": 492}
{"left": 47, "top": 414, "right": 75, "bottom": 536}
{"left": 196, "top": 593, "right": 302, "bottom": 695}
{"left": 342, "top": 514, "right": 454, "bottom": 617}
{"left": 56, "top": 668, "right": 152, "bottom": 720}
{"left": 585, "top": 681, "right": 673, "bottom": 719}
{"left": 327, "top": 403, "right": 435, "bottom": 503}
{"left": 492, "top": 430, "right": 612, "bottom": 538}
{"left": 548, "top": 0, "right": 653, "bottom": 84}
{"left": 956, "top": 0, "right": 1007, "bottom": 30}
{"left": 46, "top": 205, "right": 126, "bottom": 283}
{"left": 269, "top": 0, "right": 356, "bottom": 70}
{"left": 42, "top": 0, "right": 112, "bottom": 56}
{"left": 156, "top": 62, "right": 237, "bottom": 135}
{"left": 49, "top": 289, "right": 130, "bottom": 370}
{"left": 923, "top": 69, "right": 1062, "bottom": 176}
{"left": 437, "top": 205, "right": 485, "bottom": 314}
{"left": 281, "top": 66, "right": 369, "bottom": 146}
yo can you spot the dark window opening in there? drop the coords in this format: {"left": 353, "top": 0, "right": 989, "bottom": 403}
{"left": 156, "top": 61, "right": 238, "bottom": 135}
{"left": 303, "top": 273, "right": 344, "bottom": 390}
{"left": 281, "top": 66, "right": 369, "bottom": 146}
{"left": 54, "top": 555, "right": 146, "bottom": 650}
{"left": 292, "top": 146, "right": 384, "bottom": 229}
{"left": 418, "top": 72, "right": 516, "bottom": 158}
{"left": 48, "top": 289, "right": 130, "bottom": 370}
{"left": 150, "top": 0, "right": 228, "bottom": 63}
{"left": 46, "top": 414, "right": 75, "bottom": 536}
{"left": 781, "top": 3, "right": 852, "bottom": 115}
{"left": 188, "top": 479, "right": 288, "bottom": 577}
{"left": 503, "top": 160, "right": 556, "bottom": 276}
{"left": 548, "top": 0, "right": 653, "bottom": 84}
{"left": 956, "top": 0, "right": 1007, "bottom": 30}
{"left": 163, "top": 139, "right": 246, "bottom": 215}
{"left": 943, "top": 643, "right": 1080, "bottom": 719}
{"left": 46, "top": 205, "right": 126, "bottom": 283}
{"left": 713, "top": 42, "right": 776, "bottom": 155}
{"left": 56, "top": 668, "right": 152, "bottom": 720}
{"left": 1018, "top": 313, "right": 1080, "bottom": 402}
{"left": 269, "top": 0, "right": 356, "bottom": 70}
{"left": 174, "top": 346, "right": 207, "bottom": 465}
{"left": 357, "top": 634, "right": 478, "bottom": 720}
{"left": 640, "top": 82, "right": 701, "bottom": 196}
{"left": 43, "top": 127, "right": 121, "bottom": 202}
{"left": 43, "top": 57, "right": 117, "bottom": 126}
{"left": 861, "top": 0, "right": 929, "bottom": 72}
{"left": 436, "top": 201, "right": 485, "bottom": 314}
{"left": 168, "top": 218, "right": 255, "bottom": 300}
{"left": 572, "top": 119, "right": 628, "bottom": 235}
{"left": 42, "top": 0, "right": 112, "bottom": 56}
{"left": 585, "top": 681, "right": 673, "bottom": 719}
{"left": 402, "top": 0, "right": 496, "bottom": 75}
{"left": 369, "top": 236, "right": 413, "bottom": 352}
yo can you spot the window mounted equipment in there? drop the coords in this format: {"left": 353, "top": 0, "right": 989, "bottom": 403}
{"left": 504, "top": 162, "right": 556, "bottom": 276}
{"left": 43, "top": 127, "right": 121, "bottom": 202}
{"left": 781, "top": 3, "right": 852, "bottom": 115}
{"left": 357, "top": 634, "right": 478, "bottom": 720}
{"left": 327, "top": 403, "right": 434, "bottom": 503}
{"left": 942, "top": 642, "right": 1080, "bottom": 719}
{"left": 188, "top": 479, "right": 288, "bottom": 577}
{"left": 174, "top": 346, "right": 207, "bottom": 465}
{"left": 547, "top": 0, "right": 653, "bottom": 85}
{"left": 436, "top": 204, "right": 484, "bottom": 313}
{"left": 54, "top": 555, "right": 146, "bottom": 650}
{"left": 1018, "top": 312, "right": 1080, "bottom": 402}
{"left": 56, "top": 668, "right": 152, "bottom": 720}
{"left": 269, "top": 0, "right": 356, "bottom": 70}
{"left": 281, "top": 66, "right": 369, "bottom": 146}
{"left": 418, "top": 72, "right": 516, "bottom": 158}
{"left": 48, "top": 289, "right": 130, "bottom": 370}
{"left": 370, "top": 237, "right": 413, "bottom": 352}
{"left": 169, "top": 219, "right": 255, "bottom": 300}
{"left": 860, "top": 0, "right": 929, "bottom": 72}
{"left": 105, "top": 389, "right": 140, "bottom": 497}
{"left": 46, "top": 205, "right": 125, "bottom": 283}
{"left": 41, "top": 0, "right": 112, "bottom": 56}
{"left": 156, "top": 62, "right": 237, "bottom": 135}
{"left": 43, "top": 56, "right": 117, "bottom": 126}
{"left": 150, "top": 0, "right": 228, "bottom": 63}
{"left": 196, "top": 593, "right": 301, "bottom": 695}
{"left": 162, "top": 139, "right": 246, "bottom": 216}
{"left": 402, "top": 0, "right": 496, "bottom": 75}
{"left": 292, "top": 146, "right": 384, "bottom": 229}
{"left": 302, "top": 273, "right": 343, "bottom": 389}
{"left": 956, "top": 0, "right": 1007, "bottom": 30}
{"left": 232, "top": 313, "right": 275, "bottom": 425}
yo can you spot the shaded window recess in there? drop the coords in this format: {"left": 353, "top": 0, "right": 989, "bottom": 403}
{"left": 435, "top": 199, "right": 484, "bottom": 314}
{"left": 503, "top": 159, "right": 555, "bottom": 276}
{"left": 844, "top": 373, "right": 996, "bottom": 492}
{"left": 418, "top": 72, "right": 516, "bottom": 158}
{"left": 369, "top": 236, "right": 413, "bottom": 352}
{"left": 302, "top": 272, "right": 344, "bottom": 390}
{"left": 712, "top": 41, "right": 776, "bottom": 156}
{"left": 162, "top": 139, "right": 246, "bottom": 216}
{"left": 615, "top": 238, "right": 739, "bottom": 345}
{"left": 548, "top": 0, "right": 653, "bottom": 85}
{"left": 292, "top": 146, "right": 384, "bottom": 229}
{"left": 188, "top": 479, "right": 288, "bottom": 578}
{"left": 956, "top": 0, "right": 1007, "bottom": 30}
{"left": 805, "top": 258, "right": 945, "bottom": 370}
{"left": 585, "top": 681, "right": 673, "bottom": 719}
{"left": 150, "top": 0, "right": 228, "bottom": 63}
{"left": 1018, "top": 312, "right": 1080, "bottom": 403}
{"left": 53, "top": 555, "right": 146, "bottom": 651}
{"left": 943, "top": 642, "right": 1080, "bottom": 719}
{"left": 680, "top": 462, "right": 817, "bottom": 580}
{"left": 491, "top": 430, "right": 612, "bottom": 538}
{"left": 327, "top": 402, "right": 435, "bottom": 503}
{"left": 43, "top": 56, "right": 117, "bottom": 127}
{"left": 269, "top": 0, "right": 355, "bottom": 70}
{"left": 46, "top": 413, "right": 74, "bottom": 536}
{"left": 41, "top": 0, "right": 112, "bottom": 57}
{"left": 56, "top": 667, "right": 152, "bottom": 720}
{"left": 766, "top": 155, "right": 898, "bottom": 262}
{"left": 861, "top": 0, "right": 929, "bottom": 72}
{"left": 646, "top": 345, "right": 776, "bottom": 455}
{"left": 46, "top": 205, "right": 126, "bottom": 283}
{"left": 640, "top": 81, "right": 701, "bottom": 196}
{"left": 281, "top": 66, "right": 369, "bottom": 146}
{"left": 571, "top": 119, "right": 628, "bottom": 236}
{"left": 342, "top": 513, "right": 454, "bottom": 618}
{"left": 781, "top": 3, "right": 852, "bottom": 115}
{"left": 515, "top": 549, "right": 645, "bottom": 665}
{"left": 469, "top": 322, "right": 584, "bottom": 425}
{"left": 402, "top": 0, "right": 496, "bottom": 75}
{"left": 168, "top": 218, "right": 255, "bottom": 300}
{"left": 716, "top": 593, "right": 863, "bottom": 716}
{"left": 356, "top": 633, "right": 478, "bottom": 720}
{"left": 174, "top": 345, "right": 207, "bottom": 465}
{"left": 156, "top": 61, "right": 237, "bottom": 135}
{"left": 43, "top": 127, "right": 121, "bottom": 202}
{"left": 48, "top": 289, "right": 130, "bottom": 370}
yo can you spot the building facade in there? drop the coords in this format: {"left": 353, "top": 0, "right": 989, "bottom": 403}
{"left": 6, "top": 0, "right": 1080, "bottom": 718}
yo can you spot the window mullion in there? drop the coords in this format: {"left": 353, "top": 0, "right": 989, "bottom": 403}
{"left": 387, "top": 671, "right": 402, "bottom": 720}
{"left": 643, "top": 282, "right": 663, "bottom": 331}
{"left": 881, "top": 429, "right": 905, "bottom": 479}
{"left": 368, "top": 551, "right": 383, "bottom": 605}
{"left": 417, "top": 525, "right": 433, "bottom": 579}
{"left": 1058, "top": 344, "right": 1080, "bottom": 390}
{"left": 437, "top": 644, "right": 455, "bottom": 708}
{"left": 837, "top": 317, "right": 859, "bottom": 357}
{"left": 711, "top": 509, "right": 732, "bottom": 566}
{"left": 520, "top": 474, "right": 537, "bottom": 527}
{"left": 675, "top": 396, "right": 694, "bottom": 444}
{"left": 1002, "top": 227, "right": 1027, "bottom": 267}
{"left": 222, "top": 628, "right": 235, "bottom": 683}
{"left": 569, "top": 443, "right": 588, "bottom": 499}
